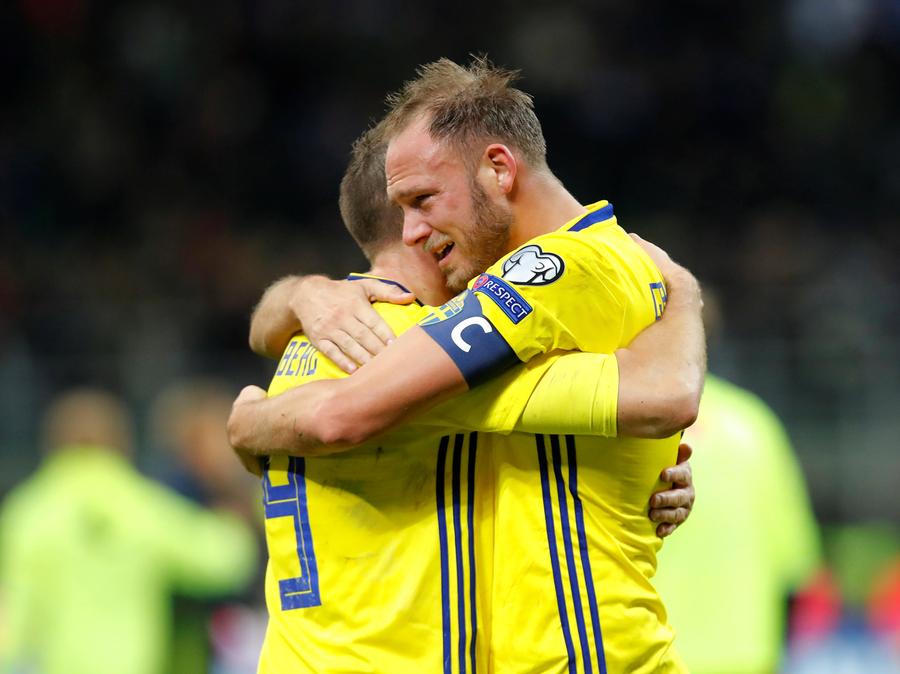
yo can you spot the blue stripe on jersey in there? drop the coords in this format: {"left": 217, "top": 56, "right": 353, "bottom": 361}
{"left": 550, "top": 435, "right": 593, "bottom": 674}
{"left": 436, "top": 436, "right": 452, "bottom": 674}
{"left": 451, "top": 434, "right": 468, "bottom": 674}
{"left": 566, "top": 435, "right": 608, "bottom": 674}
{"left": 569, "top": 203, "right": 614, "bottom": 232}
{"left": 537, "top": 435, "right": 577, "bottom": 674}
{"left": 466, "top": 433, "right": 479, "bottom": 674}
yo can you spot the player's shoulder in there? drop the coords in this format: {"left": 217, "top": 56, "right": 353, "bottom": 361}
{"left": 371, "top": 299, "right": 430, "bottom": 332}
{"left": 482, "top": 200, "right": 653, "bottom": 293}
{"left": 539, "top": 200, "right": 646, "bottom": 268}
{"left": 347, "top": 273, "right": 429, "bottom": 331}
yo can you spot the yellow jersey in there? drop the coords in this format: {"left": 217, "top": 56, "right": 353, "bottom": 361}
{"left": 420, "top": 201, "right": 686, "bottom": 673}
{"left": 258, "top": 274, "right": 621, "bottom": 674}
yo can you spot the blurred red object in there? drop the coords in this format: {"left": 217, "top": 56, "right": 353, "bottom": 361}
{"left": 870, "top": 558, "right": 900, "bottom": 642}
{"left": 790, "top": 568, "right": 843, "bottom": 646}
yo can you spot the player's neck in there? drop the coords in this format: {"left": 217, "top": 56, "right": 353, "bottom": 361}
{"left": 367, "top": 257, "right": 406, "bottom": 289}
{"left": 368, "top": 245, "right": 447, "bottom": 306}
{"left": 508, "top": 170, "right": 585, "bottom": 249}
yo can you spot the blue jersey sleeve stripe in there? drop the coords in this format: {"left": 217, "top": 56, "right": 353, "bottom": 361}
{"left": 568, "top": 203, "right": 615, "bottom": 232}
{"left": 551, "top": 435, "right": 594, "bottom": 674}
{"left": 566, "top": 435, "right": 608, "bottom": 674}
{"left": 537, "top": 435, "right": 578, "bottom": 673}
{"left": 466, "top": 432, "right": 479, "bottom": 674}
{"left": 451, "top": 434, "right": 468, "bottom": 674}
{"left": 436, "top": 436, "right": 452, "bottom": 674}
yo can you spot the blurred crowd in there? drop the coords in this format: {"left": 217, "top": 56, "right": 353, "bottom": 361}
{"left": 1, "top": 0, "right": 900, "bottom": 671}
{"left": 2, "top": 0, "right": 899, "bottom": 511}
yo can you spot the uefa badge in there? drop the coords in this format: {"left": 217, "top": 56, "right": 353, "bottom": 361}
{"left": 501, "top": 245, "right": 565, "bottom": 285}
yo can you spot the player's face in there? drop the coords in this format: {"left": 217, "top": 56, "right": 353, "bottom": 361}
{"left": 386, "top": 116, "right": 512, "bottom": 294}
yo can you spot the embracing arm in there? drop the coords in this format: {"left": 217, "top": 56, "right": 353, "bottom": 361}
{"left": 228, "top": 264, "right": 702, "bottom": 456}
{"left": 615, "top": 236, "right": 705, "bottom": 438}
{"left": 232, "top": 236, "right": 704, "bottom": 456}
{"left": 228, "top": 326, "right": 468, "bottom": 456}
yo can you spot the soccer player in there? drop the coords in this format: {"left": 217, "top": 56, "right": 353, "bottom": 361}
{"left": 247, "top": 124, "right": 700, "bottom": 673}
{"left": 230, "top": 58, "right": 704, "bottom": 671}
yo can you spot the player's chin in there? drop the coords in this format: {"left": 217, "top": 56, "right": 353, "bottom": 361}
{"left": 451, "top": 258, "right": 485, "bottom": 292}
{"left": 443, "top": 266, "right": 471, "bottom": 295}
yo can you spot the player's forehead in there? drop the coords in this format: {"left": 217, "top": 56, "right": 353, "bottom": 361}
{"left": 386, "top": 116, "right": 463, "bottom": 198}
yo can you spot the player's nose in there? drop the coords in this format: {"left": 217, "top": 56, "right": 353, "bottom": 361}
{"left": 402, "top": 213, "right": 432, "bottom": 248}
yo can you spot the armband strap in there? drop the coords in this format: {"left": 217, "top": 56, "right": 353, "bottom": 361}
{"left": 420, "top": 290, "right": 519, "bottom": 386}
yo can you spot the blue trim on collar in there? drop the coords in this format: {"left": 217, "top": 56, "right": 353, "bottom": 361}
{"left": 345, "top": 274, "right": 423, "bottom": 306}
{"left": 568, "top": 203, "right": 614, "bottom": 232}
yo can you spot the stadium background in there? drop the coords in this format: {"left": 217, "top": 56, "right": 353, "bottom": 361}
{"left": 1, "top": 0, "right": 899, "bottom": 671}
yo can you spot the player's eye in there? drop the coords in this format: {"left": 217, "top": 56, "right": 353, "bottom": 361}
{"left": 412, "top": 193, "right": 432, "bottom": 208}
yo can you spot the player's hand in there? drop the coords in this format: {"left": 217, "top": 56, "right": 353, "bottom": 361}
{"left": 649, "top": 443, "right": 695, "bottom": 538}
{"left": 227, "top": 385, "right": 267, "bottom": 459}
{"left": 293, "top": 276, "right": 415, "bottom": 374}
{"left": 233, "top": 384, "right": 267, "bottom": 406}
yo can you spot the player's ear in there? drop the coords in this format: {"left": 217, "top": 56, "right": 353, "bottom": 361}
{"left": 481, "top": 144, "right": 517, "bottom": 196}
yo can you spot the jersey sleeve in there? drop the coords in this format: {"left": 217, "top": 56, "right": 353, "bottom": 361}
{"left": 419, "top": 228, "right": 640, "bottom": 387}
{"left": 413, "top": 350, "right": 618, "bottom": 437}
{"left": 517, "top": 352, "right": 618, "bottom": 436}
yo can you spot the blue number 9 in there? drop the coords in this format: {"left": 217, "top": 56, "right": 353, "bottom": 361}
{"left": 263, "top": 456, "right": 322, "bottom": 610}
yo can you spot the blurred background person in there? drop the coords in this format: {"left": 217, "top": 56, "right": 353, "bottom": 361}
{"left": 150, "top": 378, "right": 259, "bottom": 521}
{"left": 0, "top": 388, "right": 257, "bottom": 674}
{"left": 653, "top": 291, "right": 823, "bottom": 674}
{"left": 149, "top": 379, "right": 265, "bottom": 674}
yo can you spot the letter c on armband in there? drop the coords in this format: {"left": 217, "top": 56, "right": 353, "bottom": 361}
{"left": 450, "top": 317, "right": 493, "bottom": 353}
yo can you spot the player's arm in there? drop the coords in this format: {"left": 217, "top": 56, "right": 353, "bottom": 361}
{"left": 248, "top": 274, "right": 413, "bottom": 367}
{"left": 229, "top": 234, "right": 698, "bottom": 456}
{"left": 616, "top": 236, "right": 705, "bottom": 438}
{"left": 229, "top": 324, "right": 469, "bottom": 456}
{"left": 228, "top": 267, "right": 700, "bottom": 456}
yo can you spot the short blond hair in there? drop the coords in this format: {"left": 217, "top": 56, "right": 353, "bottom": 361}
{"left": 383, "top": 56, "right": 547, "bottom": 168}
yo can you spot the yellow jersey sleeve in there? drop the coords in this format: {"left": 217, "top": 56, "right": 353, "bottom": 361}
{"left": 418, "top": 201, "right": 667, "bottom": 386}
{"left": 416, "top": 351, "right": 618, "bottom": 437}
